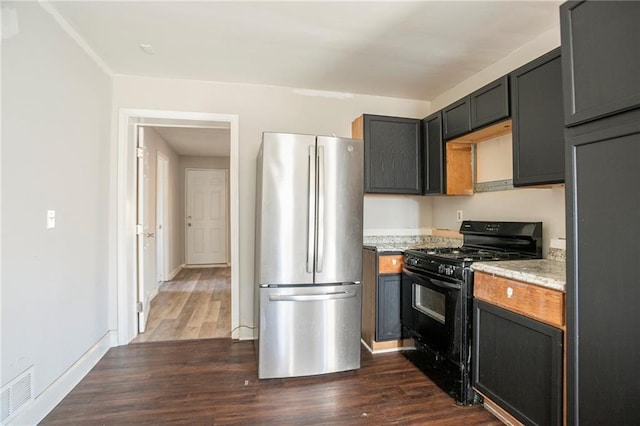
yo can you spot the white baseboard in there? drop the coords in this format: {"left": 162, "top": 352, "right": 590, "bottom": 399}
{"left": 148, "top": 288, "right": 159, "bottom": 303}
{"left": 184, "top": 263, "right": 228, "bottom": 269}
{"left": 167, "top": 264, "right": 184, "bottom": 280}
{"left": 9, "top": 330, "right": 117, "bottom": 425}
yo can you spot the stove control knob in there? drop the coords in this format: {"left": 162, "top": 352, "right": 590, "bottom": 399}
{"left": 438, "top": 264, "right": 445, "bottom": 274}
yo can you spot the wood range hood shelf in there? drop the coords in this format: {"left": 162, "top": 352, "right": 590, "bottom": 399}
{"left": 445, "top": 119, "right": 512, "bottom": 196}
{"left": 447, "top": 119, "right": 512, "bottom": 145}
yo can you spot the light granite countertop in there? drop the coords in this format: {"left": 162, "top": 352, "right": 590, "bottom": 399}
{"left": 363, "top": 235, "right": 461, "bottom": 253}
{"left": 471, "top": 259, "right": 566, "bottom": 292}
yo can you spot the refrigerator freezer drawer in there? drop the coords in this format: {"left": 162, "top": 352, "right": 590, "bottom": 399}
{"left": 258, "top": 284, "right": 362, "bottom": 379}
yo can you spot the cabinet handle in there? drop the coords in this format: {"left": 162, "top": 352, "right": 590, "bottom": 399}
{"left": 507, "top": 287, "right": 514, "bottom": 298}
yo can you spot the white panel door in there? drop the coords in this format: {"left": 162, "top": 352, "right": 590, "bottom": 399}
{"left": 136, "top": 127, "right": 156, "bottom": 333}
{"left": 156, "top": 152, "right": 169, "bottom": 282}
{"left": 186, "top": 169, "right": 227, "bottom": 265}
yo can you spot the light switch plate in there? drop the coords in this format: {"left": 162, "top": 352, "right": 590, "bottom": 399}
{"left": 47, "top": 210, "right": 55, "bottom": 229}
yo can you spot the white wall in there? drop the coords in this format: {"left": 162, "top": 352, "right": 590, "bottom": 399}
{"left": 432, "top": 188, "right": 565, "bottom": 256}
{"left": 364, "top": 195, "right": 432, "bottom": 236}
{"left": 111, "top": 76, "right": 430, "bottom": 334}
{"left": 428, "top": 26, "right": 565, "bottom": 255}
{"left": 431, "top": 28, "right": 561, "bottom": 110}
{"left": 179, "top": 156, "right": 231, "bottom": 265}
{"left": 1, "top": 0, "right": 111, "bottom": 400}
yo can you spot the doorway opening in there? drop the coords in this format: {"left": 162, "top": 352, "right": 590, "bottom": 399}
{"left": 116, "top": 109, "right": 240, "bottom": 345}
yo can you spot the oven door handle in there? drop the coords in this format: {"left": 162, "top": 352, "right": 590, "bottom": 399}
{"left": 403, "top": 267, "right": 462, "bottom": 290}
{"left": 429, "top": 278, "right": 462, "bottom": 290}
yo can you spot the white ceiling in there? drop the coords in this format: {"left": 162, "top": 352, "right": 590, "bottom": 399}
{"left": 150, "top": 126, "right": 231, "bottom": 157}
{"left": 50, "top": 0, "right": 562, "bottom": 156}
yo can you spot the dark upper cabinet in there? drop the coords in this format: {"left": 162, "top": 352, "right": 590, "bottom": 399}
{"left": 473, "top": 300, "right": 563, "bottom": 426}
{"left": 442, "top": 97, "right": 471, "bottom": 140}
{"left": 510, "top": 47, "right": 564, "bottom": 186}
{"left": 376, "top": 274, "right": 402, "bottom": 341}
{"left": 560, "top": 1, "right": 640, "bottom": 126}
{"left": 444, "top": 76, "right": 510, "bottom": 141}
{"left": 361, "top": 114, "right": 422, "bottom": 194}
{"left": 470, "top": 75, "right": 510, "bottom": 130}
{"left": 421, "top": 111, "right": 444, "bottom": 195}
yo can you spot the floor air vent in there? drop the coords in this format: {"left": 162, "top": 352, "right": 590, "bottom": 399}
{"left": 1, "top": 367, "right": 34, "bottom": 425}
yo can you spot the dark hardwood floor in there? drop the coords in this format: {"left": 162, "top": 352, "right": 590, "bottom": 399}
{"left": 41, "top": 339, "right": 502, "bottom": 425}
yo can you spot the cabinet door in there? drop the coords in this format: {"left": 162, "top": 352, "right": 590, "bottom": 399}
{"left": 473, "top": 300, "right": 563, "bottom": 426}
{"left": 442, "top": 97, "right": 471, "bottom": 140}
{"left": 376, "top": 274, "right": 402, "bottom": 341}
{"left": 361, "top": 248, "right": 377, "bottom": 347}
{"left": 470, "top": 76, "right": 510, "bottom": 130}
{"left": 566, "top": 114, "right": 640, "bottom": 425}
{"left": 421, "top": 111, "right": 444, "bottom": 194}
{"left": 561, "top": 1, "right": 640, "bottom": 126}
{"left": 363, "top": 115, "right": 422, "bottom": 194}
{"left": 511, "top": 48, "right": 564, "bottom": 186}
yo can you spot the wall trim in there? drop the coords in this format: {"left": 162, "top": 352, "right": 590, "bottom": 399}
{"left": 9, "top": 331, "right": 117, "bottom": 425}
{"left": 38, "top": 1, "right": 114, "bottom": 76}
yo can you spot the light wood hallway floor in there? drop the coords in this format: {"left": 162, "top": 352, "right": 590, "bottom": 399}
{"left": 132, "top": 267, "right": 231, "bottom": 343}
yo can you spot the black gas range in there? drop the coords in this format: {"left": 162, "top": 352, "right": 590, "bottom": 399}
{"left": 401, "top": 221, "right": 542, "bottom": 405}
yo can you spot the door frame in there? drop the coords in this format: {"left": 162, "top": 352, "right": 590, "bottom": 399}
{"left": 184, "top": 168, "right": 229, "bottom": 266}
{"left": 116, "top": 108, "right": 240, "bottom": 345}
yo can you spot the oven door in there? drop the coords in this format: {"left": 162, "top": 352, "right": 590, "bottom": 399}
{"left": 402, "top": 266, "right": 464, "bottom": 366}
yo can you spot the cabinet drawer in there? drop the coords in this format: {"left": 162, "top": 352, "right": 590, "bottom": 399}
{"left": 474, "top": 272, "right": 564, "bottom": 328}
{"left": 378, "top": 255, "right": 403, "bottom": 274}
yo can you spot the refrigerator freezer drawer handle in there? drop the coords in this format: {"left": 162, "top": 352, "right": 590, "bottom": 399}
{"left": 269, "top": 291, "right": 356, "bottom": 302}
{"left": 306, "top": 145, "right": 316, "bottom": 274}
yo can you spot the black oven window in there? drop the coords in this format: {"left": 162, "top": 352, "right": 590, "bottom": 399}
{"left": 413, "top": 284, "right": 446, "bottom": 324}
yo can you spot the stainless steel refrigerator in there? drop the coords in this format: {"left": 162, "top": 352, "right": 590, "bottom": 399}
{"left": 255, "top": 132, "right": 363, "bottom": 379}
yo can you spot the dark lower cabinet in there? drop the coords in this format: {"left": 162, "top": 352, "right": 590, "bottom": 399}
{"left": 420, "top": 111, "right": 444, "bottom": 194}
{"left": 473, "top": 300, "right": 563, "bottom": 426}
{"left": 362, "top": 250, "right": 405, "bottom": 350}
{"left": 376, "top": 274, "right": 402, "bottom": 341}
{"left": 511, "top": 48, "right": 564, "bottom": 186}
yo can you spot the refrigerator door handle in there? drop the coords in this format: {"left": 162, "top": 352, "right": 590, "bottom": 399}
{"left": 306, "top": 145, "right": 316, "bottom": 274}
{"left": 269, "top": 291, "right": 356, "bottom": 302}
{"left": 316, "top": 145, "right": 325, "bottom": 273}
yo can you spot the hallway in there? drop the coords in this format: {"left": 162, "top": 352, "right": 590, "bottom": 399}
{"left": 132, "top": 267, "right": 231, "bottom": 343}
